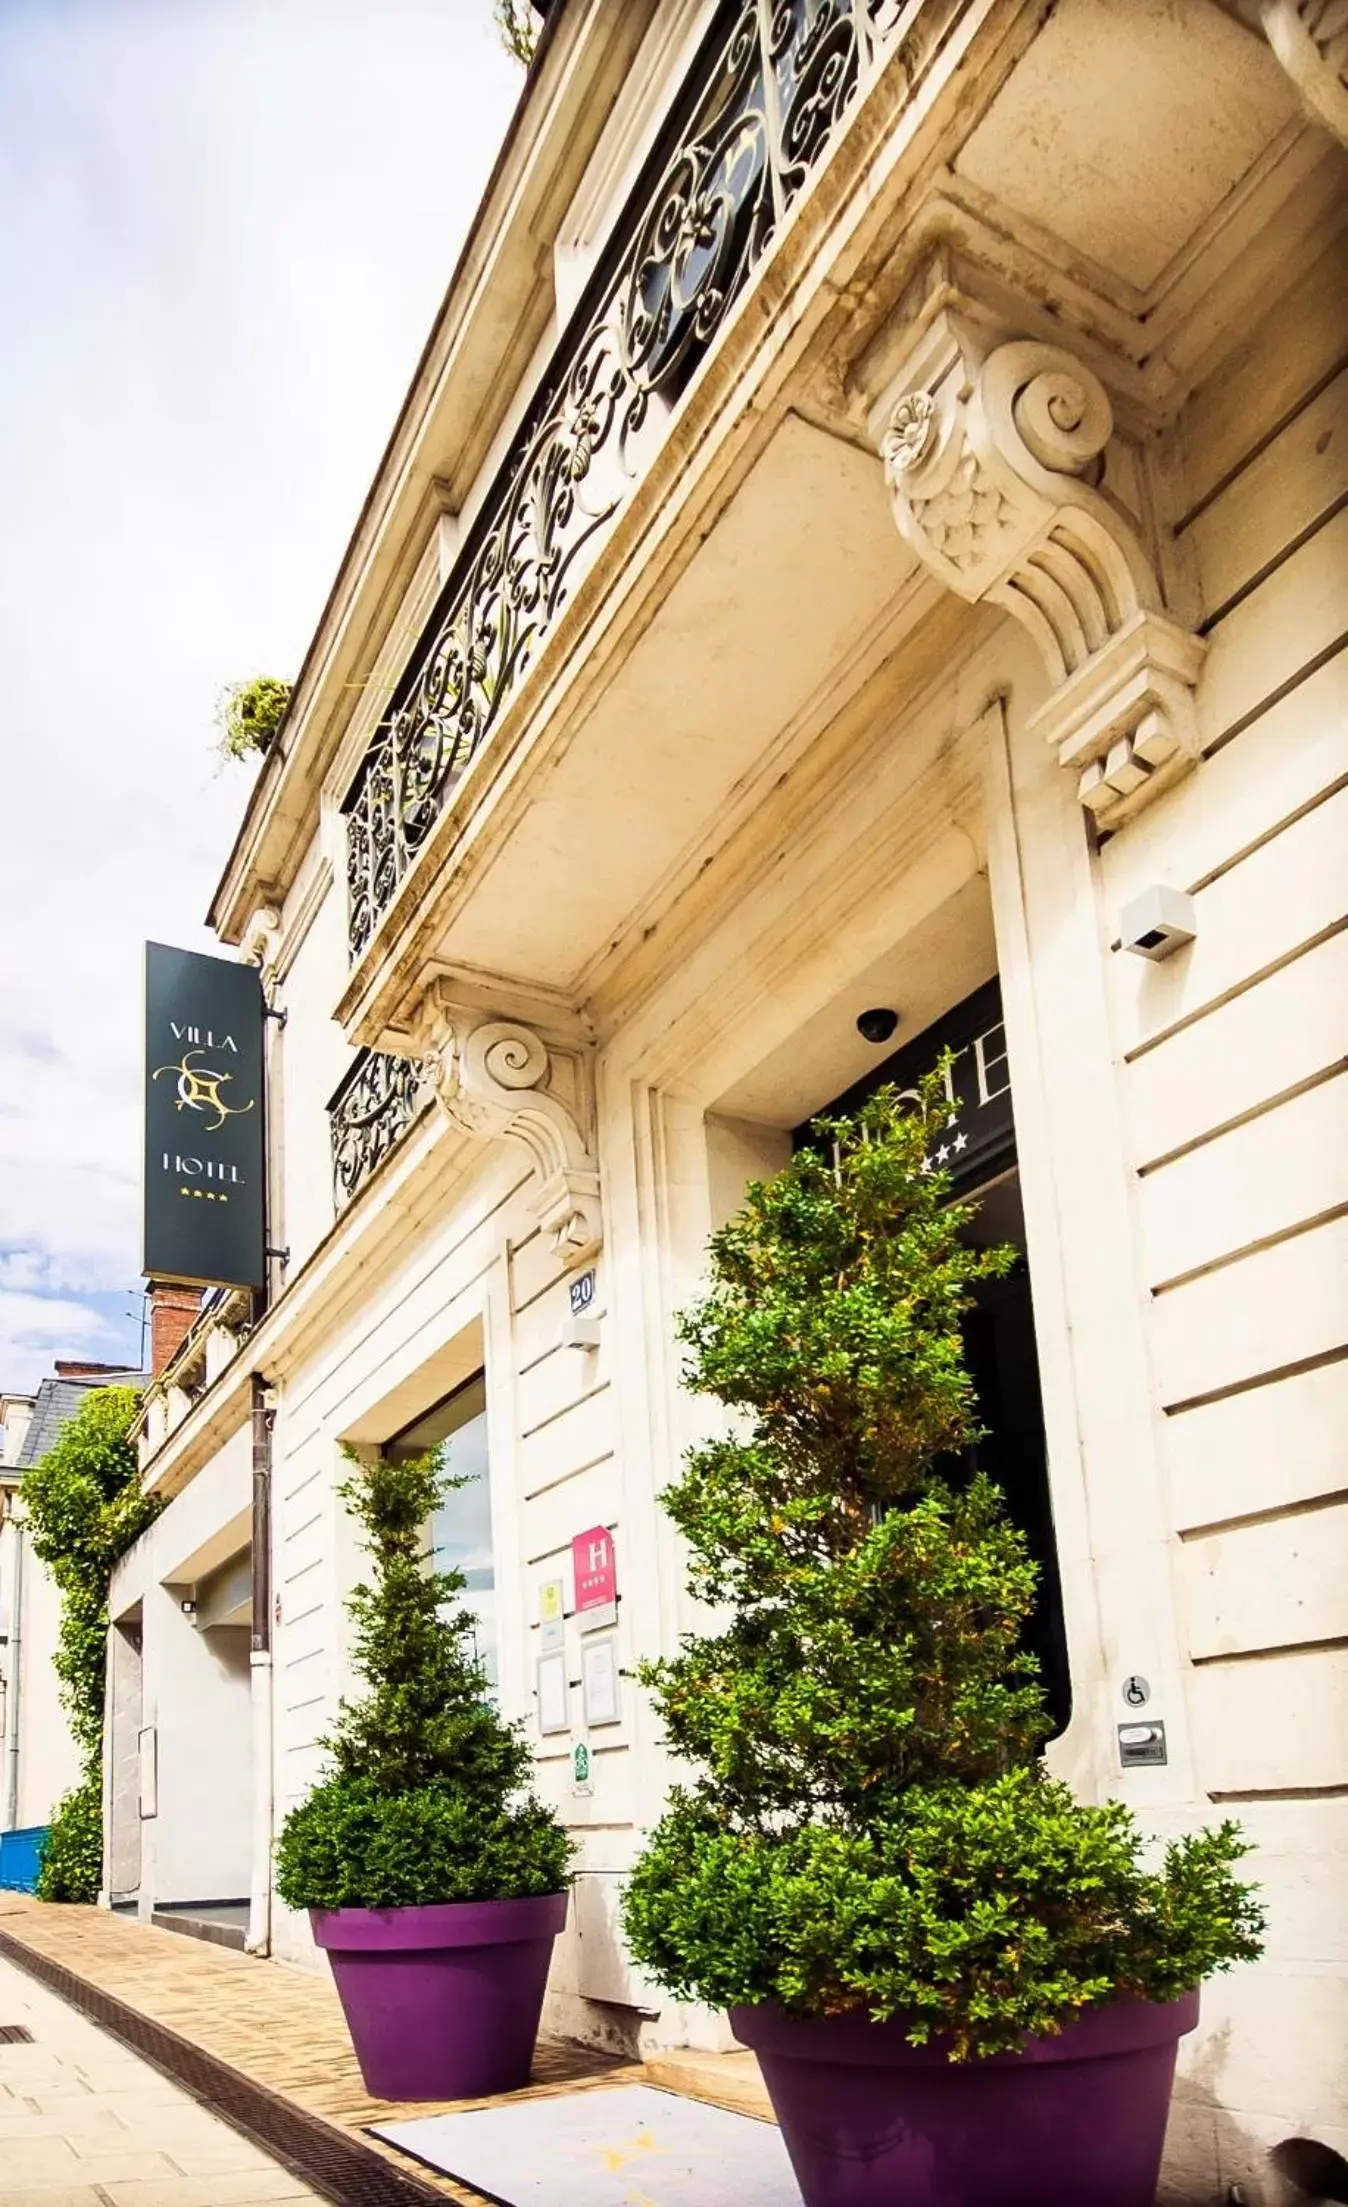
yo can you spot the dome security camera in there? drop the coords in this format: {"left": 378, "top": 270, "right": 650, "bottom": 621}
{"left": 856, "top": 1007, "right": 899, "bottom": 1045}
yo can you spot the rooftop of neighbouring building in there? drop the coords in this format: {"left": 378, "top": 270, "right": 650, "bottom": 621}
{"left": 13, "top": 1369, "right": 147, "bottom": 1471}
{"left": 53, "top": 1358, "right": 144, "bottom": 1381}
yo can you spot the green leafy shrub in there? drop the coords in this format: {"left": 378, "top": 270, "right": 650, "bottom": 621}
{"left": 216, "top": 675, "right": 291, "bottom": 762}
{"left": 276, "top": 1444, "right": 571, "bottom": 1911}
{"left": 22, "top": 1385, "right": 158, "bottom": 1904}
{"left": 36, "top": 1776, "right": 103, "bottom": 1904}
{"left": 625, "top": 1775, "right": 1263, "bottom": 2062}
{"left": 493, "top": 1, "right": 537, "bottom": 64}
{"left": 622, "top": 1075, "right": 1264, "bottom": 2056}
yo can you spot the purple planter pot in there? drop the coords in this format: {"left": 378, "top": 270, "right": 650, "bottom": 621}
{"left": 311, "top": 1891, "right": 568, "bottom": 2102}
{"left": 731, "top": 1989, "right": 1200, "bottom": 2207}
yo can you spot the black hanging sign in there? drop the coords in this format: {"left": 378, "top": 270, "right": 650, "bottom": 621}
{"left": 143, "top": 942, "right": 266, "bottom": 1288}
{"left": 799, "top": 978, "right": 1015, "bottom": 1195}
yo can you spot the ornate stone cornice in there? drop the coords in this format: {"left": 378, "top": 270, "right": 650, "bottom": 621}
{"left": 1261, "top": 0, "right": 1348, "bottom": 144}
{"left": 869, "top": 306, "right": 1205, "bottom": 831}
{"left": 413, "top": 984, "right": 601, "bottom": 1269}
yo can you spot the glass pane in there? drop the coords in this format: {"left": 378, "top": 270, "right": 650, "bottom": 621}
{"left": 388, "top": 1375, "right": 497, "bottom": 1694}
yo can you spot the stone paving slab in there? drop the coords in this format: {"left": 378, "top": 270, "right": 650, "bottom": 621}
{"left": 373, "top": 2084, "right": 796, "bottom": 2206}
{"left": 0, "top": 1949, "right": 319, "bottom": 2207}
{"left": 0, "top": 1899, "right": 636, "bottom": 2206}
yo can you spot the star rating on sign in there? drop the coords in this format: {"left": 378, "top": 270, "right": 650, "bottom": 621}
{"left": 924, "top": 1129, "right": 969, "bottom": 1172}
{"left": 179, "top": 1187, "right": 229, "bottom": 1202}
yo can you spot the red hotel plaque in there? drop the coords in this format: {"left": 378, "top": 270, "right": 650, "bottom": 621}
{"left": 571, "top": 1525, "right": 617, "bottom": 1629}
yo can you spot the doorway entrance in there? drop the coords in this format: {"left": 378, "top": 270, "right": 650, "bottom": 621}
{"left": 799, "top": 978, "right": 1071, "bottom": 1733}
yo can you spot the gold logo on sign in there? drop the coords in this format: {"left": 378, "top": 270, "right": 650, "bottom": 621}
{"left": 153, "top": 1049, "right": 255, "bottom": 1132}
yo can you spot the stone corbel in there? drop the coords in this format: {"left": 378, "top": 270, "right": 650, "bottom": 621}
{"left": 872, "top": 311, "right": 1205, "bottom": 831}
{"left": 1260, "top": 1, "right": 1348, "bottom": 144}
{"left": 240, "top": 902, "right": 283, "bottom": 987}
{"left": 414, "top": 986, "right": 601, "bottom": 1270}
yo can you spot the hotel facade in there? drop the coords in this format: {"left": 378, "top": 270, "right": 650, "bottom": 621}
{"left": 106, "top": 3, "right": 1348, "bottom": 2196}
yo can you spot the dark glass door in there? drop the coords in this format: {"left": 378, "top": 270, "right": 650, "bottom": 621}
{"left": 957, "top": 1170, "right": 1070, "bottom": 1734}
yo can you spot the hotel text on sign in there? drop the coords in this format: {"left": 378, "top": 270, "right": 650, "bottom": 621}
{"left": 143, "top": 942, "right": 266, "bottom": 1290}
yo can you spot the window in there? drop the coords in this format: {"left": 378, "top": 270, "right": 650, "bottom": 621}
{"left": 387, "top": 1374, "right": 497, "bottom": 1693}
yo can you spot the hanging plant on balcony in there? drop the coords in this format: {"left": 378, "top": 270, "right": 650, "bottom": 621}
{"left": 275, "top": 1442, "right": 572, "bottom": 2100}
{"left": 622, "top": 1072, "right": 1264, "bottom": 2207}
{"left": 493, "top": 0, "right": 538, "bottom": 65}
{"left": 215, "top": 674, "right": 291, "bottom": 762}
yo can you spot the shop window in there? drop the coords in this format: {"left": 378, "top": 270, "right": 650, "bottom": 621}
{"left": 797, "top": 979, "right": 1072, "bottom": 1734}
{"left": 387, "top": 1374, "right": 497, "bottom": 1693}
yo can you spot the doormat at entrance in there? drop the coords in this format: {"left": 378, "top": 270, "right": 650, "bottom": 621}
{"left": 371, "top": 2083, "right": 800, "bottom": 2205}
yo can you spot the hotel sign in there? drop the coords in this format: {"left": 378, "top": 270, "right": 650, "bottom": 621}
{"left": 804, "top": 979, "right": 1015, "bottom": 1195}
{"left": 571, "top": 1525, "right": 617, "bottom": 1632}
{"left": 892, "top": 978, "right": 1014, "bottom": 1194}
{"left": 143, "top": 942, "right": 265, "bottom": 1289}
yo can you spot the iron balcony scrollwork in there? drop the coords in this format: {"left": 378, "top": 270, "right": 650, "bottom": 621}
{"left": 345, "top": 0, "right": 954, "bottom": 961}
{"left": 329, "top": 1049, "right": 426, "bottom": 1208}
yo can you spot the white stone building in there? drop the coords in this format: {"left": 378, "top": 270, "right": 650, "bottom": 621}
{"left": 106, "top": 2, "right": 1348, "bottom": 2194}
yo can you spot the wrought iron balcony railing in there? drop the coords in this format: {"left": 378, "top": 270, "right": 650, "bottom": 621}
{"left": 329, "top": 1048, "right": 426, "bottom": 1208}
{"left": 343, "top": 0, "right": 930, "bottom": 961}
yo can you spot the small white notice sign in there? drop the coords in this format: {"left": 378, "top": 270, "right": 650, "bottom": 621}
{"left": 582, "top": 1635, "right": 621, "bottom": 1729}
{"left": 537, "top": 1652, "right": 569, "bottom": 1736}
{"left": 138, "top": 1724, "right": 158, "bottom": 1819}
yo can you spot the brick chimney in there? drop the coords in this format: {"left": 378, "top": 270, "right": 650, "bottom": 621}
{"left": 146, "top": 1280, "right": 200, "bottom": 1377}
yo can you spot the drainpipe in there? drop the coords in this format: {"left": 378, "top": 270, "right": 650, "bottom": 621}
{"left": 2, "top": 1506, "right": 22, "bottom": 1831}
{"left": 246, "top": 1374, "right": 274, "bottom": 1955}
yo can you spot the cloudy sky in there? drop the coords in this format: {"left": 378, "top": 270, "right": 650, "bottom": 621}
{"left": 0, "top": 0, "right": 523, "bottom": 1391}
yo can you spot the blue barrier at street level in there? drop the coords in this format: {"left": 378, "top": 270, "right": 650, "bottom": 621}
{"left": 0, "top": 1825, "right": 49, "bottom": 1891}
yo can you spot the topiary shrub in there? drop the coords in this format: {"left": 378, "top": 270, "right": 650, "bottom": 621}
{"left": 622, "top": 1074, "right": 1264, "bottom": 2058}
{"left": 21, "top": 1384, "right": 158, "bottom": 1904}
{"left": 276, "top": 1444, "right": 572, "bottom": 1913}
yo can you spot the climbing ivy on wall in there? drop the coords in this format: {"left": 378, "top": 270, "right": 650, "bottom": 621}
{"left": 21, "top": 1387, "right": 160, "bottom": 1902}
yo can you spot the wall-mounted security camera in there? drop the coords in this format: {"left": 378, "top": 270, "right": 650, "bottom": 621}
{"left": 558, "top": 1313, "right": 602, "bottom": 1354}
{"left": 1119, "top": 886, "right": 1196, "bottom": 962}
{"left": 856, "top": 1007, "right": 900, "bottom": 1045}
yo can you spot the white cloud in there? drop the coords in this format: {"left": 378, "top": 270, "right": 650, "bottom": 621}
{"left": 0, "top": 1290, "right": 115, "bottom": 1394}
{"left": 0, "top": 0, "right": 522, "bottom": 1378}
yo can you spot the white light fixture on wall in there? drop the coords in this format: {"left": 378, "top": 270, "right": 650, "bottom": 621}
{"left": 1118, "top": 886, "right": 1197, "bottom": 962}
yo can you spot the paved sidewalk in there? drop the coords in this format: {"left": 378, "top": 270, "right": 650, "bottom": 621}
{"left": 0, "top": 1898, "right": 642, "bottom": 2205}
{"left": 0, "top": 1950, "right": 321, "bottom": 2207}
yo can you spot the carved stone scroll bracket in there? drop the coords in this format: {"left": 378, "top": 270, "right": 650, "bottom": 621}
{"left": 413, "top": 987, "right": 602, "bottom": 1270}
{"left": 241, "top": 902, "right": 282, "bottom": 987}
{"left": 1261, "top": 0, "right": 1348, "bottom": 145}
{"left": 872, "top": 310, "right": 1206, "bottom": 831}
